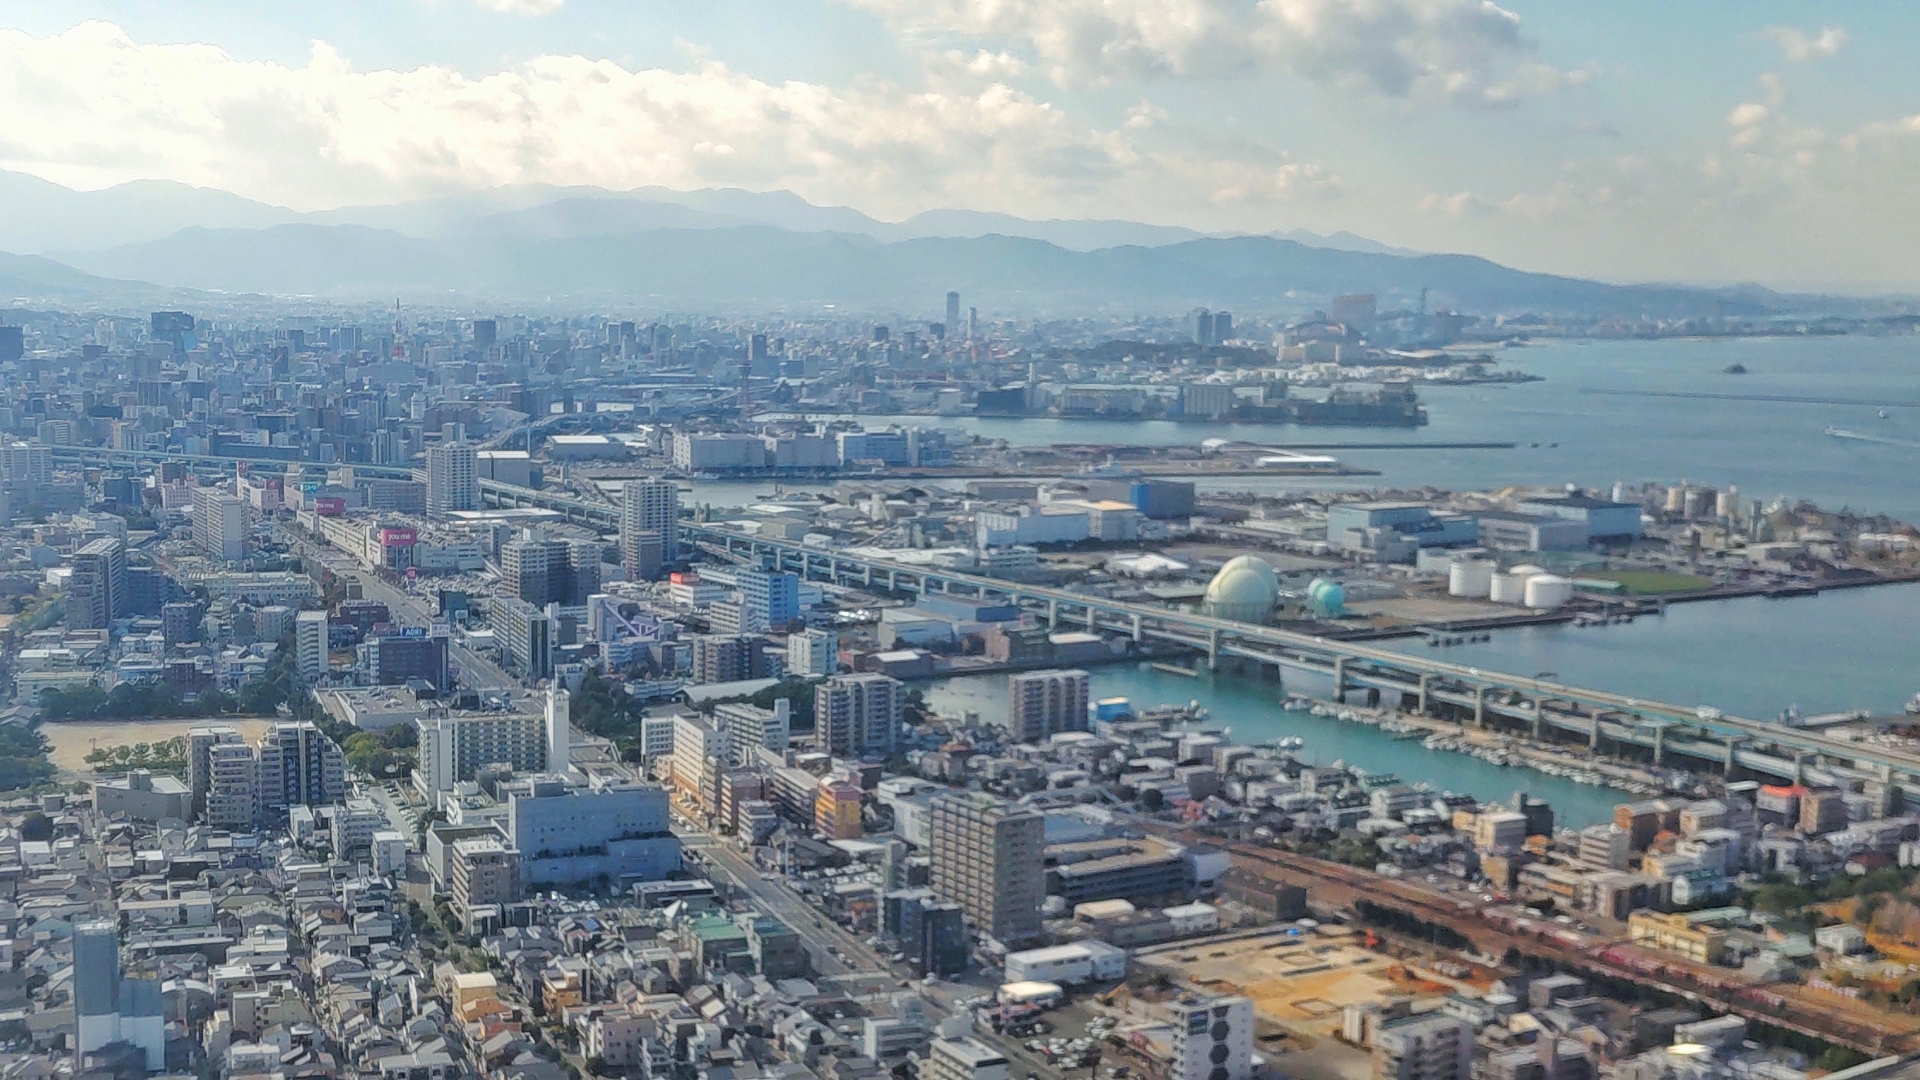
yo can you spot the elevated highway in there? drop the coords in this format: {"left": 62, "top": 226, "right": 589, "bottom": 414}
{"left": 476, "top": 477, "right": 1920, "bottom": 789}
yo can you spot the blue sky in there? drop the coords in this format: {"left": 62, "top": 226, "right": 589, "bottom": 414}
{"left": 0, "top": 1, "right": 1914, "bottom": 289}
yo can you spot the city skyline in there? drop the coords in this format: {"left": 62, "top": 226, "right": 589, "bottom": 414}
{"left": 0, "top": 3, "right": 1915, "bottom": 290}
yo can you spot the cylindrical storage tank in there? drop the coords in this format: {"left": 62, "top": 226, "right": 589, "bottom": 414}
{"left": 1509, "top": 564, "right": 1546, "bottom": 579}
{"left": 1449, "top": 559, "right": 1494, "bottom": 598}
{"left": 1611, "top": 480, "right": 1628, "bottom": 504}
{"left": 1489, "top": 572, "right": 1527, "bottom": 604}
{"left": 1666, "top": 486, "right": 1686, "bottom": 514}
{"left": 1524, "top": 574, "right": 1574, "bottom": 610}
{"left": 1714, "top": 489, "right": 1735, "bottom": 518}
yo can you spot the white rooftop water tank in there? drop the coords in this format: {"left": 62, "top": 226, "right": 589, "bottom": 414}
{"left": 1489, "top": 572, "right": 1527, "bottom": 604}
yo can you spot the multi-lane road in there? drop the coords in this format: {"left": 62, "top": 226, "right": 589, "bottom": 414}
{"left": 274, "top": 523, "right": 519, "bottom": 690}
{"left": 684, "top": 832, "right": 903, "bottom": 987}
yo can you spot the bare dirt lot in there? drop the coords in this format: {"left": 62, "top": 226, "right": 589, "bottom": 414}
{"left": 42, "top": 718, "right": 276, "bottom": 773}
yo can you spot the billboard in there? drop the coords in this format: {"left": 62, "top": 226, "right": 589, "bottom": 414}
{"left": 313, "top": 497, "right": 346, "bottom": 516}
{"left": 379, "top": 528, "right": 418, "bottom": 546}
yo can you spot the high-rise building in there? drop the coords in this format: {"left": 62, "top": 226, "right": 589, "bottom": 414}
{"left": 68, "top": 537, "right": 128, "bottom": 629}
{"left": 736, "top": 569, "right": 800, "bottom": 632}
{"left": 1191, "top": 308, "right": 1214, "bottom": 347}
{"left": 545, "top": 685, "right": 571, "bottom": 777}
{"left": 945, "top": 291, "right": 962, "bottom": 333}
{"left": 1006, "top": 669, "right": 1090, "bottom": 742}
{"left": 499, "top": 597, "right": 557, "bottom": 680}
{"left": 188, "top": 724, "right": 246, "bottom": 820}
{"left": 929, "top": 792, "right": 1045, "bottom": 945}
{"left": 671, "top": 712, "right": 728, "bottom": 814}
{"left": 162, "top": 600, "right": 203, "bottom": 647}
{"left": 1212, "top": 311, "right": 1233, "bottom": 342}
{"left": 565, "top": 538, "right": 601, "bottom": 604}
{"left": 255, "top": 721, "right": 345, "bottom": 813}
{"left": 501, "top": 530, "right": 571, "bottom": 606}
{"left": 691, "top": 633, "right": 766, "bottom": 683}
{"left": 507, "top": 777, "right": 681, "bottom": 887}
{"left": 295, "top": 609, "right": 328, "bottom": 680}
{"left": 204, "top": 740, "right": 258, "bottom": 829}
{"left": 715, "top": 699, "right": 790, "bottom": 764}
{"left": 414, "top": 709, "right": 548, "bottom": 797}
{"left": 449, "top": 837, "right": 521, "bottom": 928}
{"left": 426, "top": 442, "right": 479, "bottom": 514}
{"left": 73, "top": 920, "right": 165, "bottom": 1069}
{"left": 0, "top": 440, "right": 51, "bottom": 490}
{"left": 1167, "top": 995, "right": 1254, "bottom": 1080}
{"left": 787, "top": 628, "right": 838, "bottom": 677}
{"left": 620, "top": 478, "right": 680, "bottom": 570}
{"left": 816, "top": 673, "right": 904, "bottom": 758}
{"left": 191, "top": 486, "right": 248, "bottom": 561}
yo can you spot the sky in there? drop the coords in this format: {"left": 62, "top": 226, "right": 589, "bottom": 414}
{"left": 0, "top": 1, "right": 1916, "bottom": 290}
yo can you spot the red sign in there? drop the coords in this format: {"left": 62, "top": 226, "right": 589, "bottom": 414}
{"left": 314, "top": 497, "right": 346, "bottom": 516}
{"left": 379, "top": 528, "right": 418, "bottom": 546}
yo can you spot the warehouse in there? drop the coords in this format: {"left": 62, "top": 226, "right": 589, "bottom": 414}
{"left": 1002, "top": 940, "right": 1128, "bottom": 985}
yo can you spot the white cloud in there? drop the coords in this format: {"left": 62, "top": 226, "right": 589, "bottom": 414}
{"left": 467, "top": 0, "right": 565, "bottom": 14}
{"left": 843, "top": 0, "right": 1582, "bottom": 106}
{"left": 1761, "top": 25, "right": 1848, "bottom": 62}
{"left": 0, "top": 19, "right": 1333, "bottom": 227}
{"left": 1727, "top": 102, "right": 1769, "bottom": 128}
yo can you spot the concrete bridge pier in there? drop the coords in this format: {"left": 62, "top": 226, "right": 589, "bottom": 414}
{"left": 1130, "top": 613, "right": 1143, "bottom": 644}
{"left": 1474, "top": 686, "right": 1486, "bottom": 728}
{"left": 1207, "top": 629, "right": 1221, "bottom": 672}
{"left": 1531, "top": 701, "right": 1544, "bottom": 740}
{"left": 1047, "top": 599, "right": 1059, "bottom": 628}
{"left": 1416, "top": 673, "right": 1430, "bottom": 716}
{"left": 1332, "top": 655, "right": 1347, "bottom": 703}
{"left": 1653, "top": 723, "right": 1666, "bottom": 766}
{"left": 1723, "top": 737, "right": 1742, "bottom": 773}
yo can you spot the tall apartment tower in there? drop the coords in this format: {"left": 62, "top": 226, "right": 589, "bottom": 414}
{"left": 68, "top": 537, "right": 128, "bottom": 629}
{"left": 815, "top": 673, "right": 903, "bottom": 758}
{"left": 929, "top": 792, "right": 1045, "bottom": 945}
{"left": 191, "top": 486, "right": 248, "bottom": 561}
{"left": 501, "top": 530, "right": 571, "bottom": 605}
{"left": 545, "top": 685, "right": 572, "bottom": 778}
{"left": 620, "top": 478, "right": 680, "bottom": 570}
{"left": 187, "top": 725, "right": 246, "bottom": 820}
{"left": 564, "top": 538, "right": 601, "bottom": 604}
{"left": 426, "top": 442, "right": 479, "bottom": 514}
{"left": 73, "top": 920, "right": 164, "bottom": 1069}
{"left": 295, "top": 609, "right": 328, "bottom": 680}
{"left": 1006, "top": 669, "right": 1090, "bottom": 743}
{"left": 255, "top": 721, "right": 345, "bottom": 813}
{"left": 204, "top": 741, "right": 260, "bottom": 829}
{"left": 945, "top": 291, "right": 961, "bottom": 332}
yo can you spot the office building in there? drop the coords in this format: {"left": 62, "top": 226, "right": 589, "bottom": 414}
{"left": 736, "top": 569, "right": 800, "bottom": 631}
{"left": 816, "top": 673, "right": 903, "bottom": 758}
{"left": 296, "top": 609, "right": 328, "bottom": 680}
{"left": 414, "top": 709, "right": 548, "bottom": 797}
{"left": 426, "top": 442, "right": 479, "bottom": 514}
{"left": 68, "top": 537, "right": 128, "bottom": 630}
{"left": 929, "top": 792, "right": 1045, "bottom": 945}
{"left": 1167, "top": 995, "right": 1254, "bottom": 1080}
{"left": 620, "top": 478, "right": 680, "bottom": 570}
{"left": 255, "top": 722, "right": 345, "bottom": 813}
{"left": 366, "top": 629, "right": 449, "bottom": 689}
{"left": 450, "top": 837, "right": 521, "bottom": 928}
{"left": 191, "top": 486, "right": 249, "bottom": 561}
{"left": 507, "top": 777, "right": 682, "bottom": 887}
{"left": 1373, "top": 1013, "right": 1473, "bottom": 1080}
{"left": 1007, "top": 669, "right": 1089, "bottom": 742}
{"left": 945, "top": 291, "right": 962, "bottom": 334}
{"left": 499, "top": 597, "right": 557, "bottom": 680}
{"left": 787, "top": 627, "right": 838, "bottom": 676}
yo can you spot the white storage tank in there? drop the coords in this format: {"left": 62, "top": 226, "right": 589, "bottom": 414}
{"left": 1449, "top": 559, "right": 1494, "bottom": 598}
{"left": 1489, "top": 572, "right": 1527, "bottom": 604}
{"left": 1525, "top": 574, "right": 1574, "bottom": 609}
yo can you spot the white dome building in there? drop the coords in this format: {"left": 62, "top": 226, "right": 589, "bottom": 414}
{"left": 1203, "top": 555, "right": 1280, "bottom": 624}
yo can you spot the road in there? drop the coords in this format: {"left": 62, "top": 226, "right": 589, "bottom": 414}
{"left": 687, "top": 832, "right": 902, "bottom": 987}
{"left": 274, "top": 523, "right": 520, "bottom": 690}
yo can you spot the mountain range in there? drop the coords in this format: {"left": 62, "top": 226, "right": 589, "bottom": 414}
{"left": 0, "top": 170, "right": 1806, "bottom": 315}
